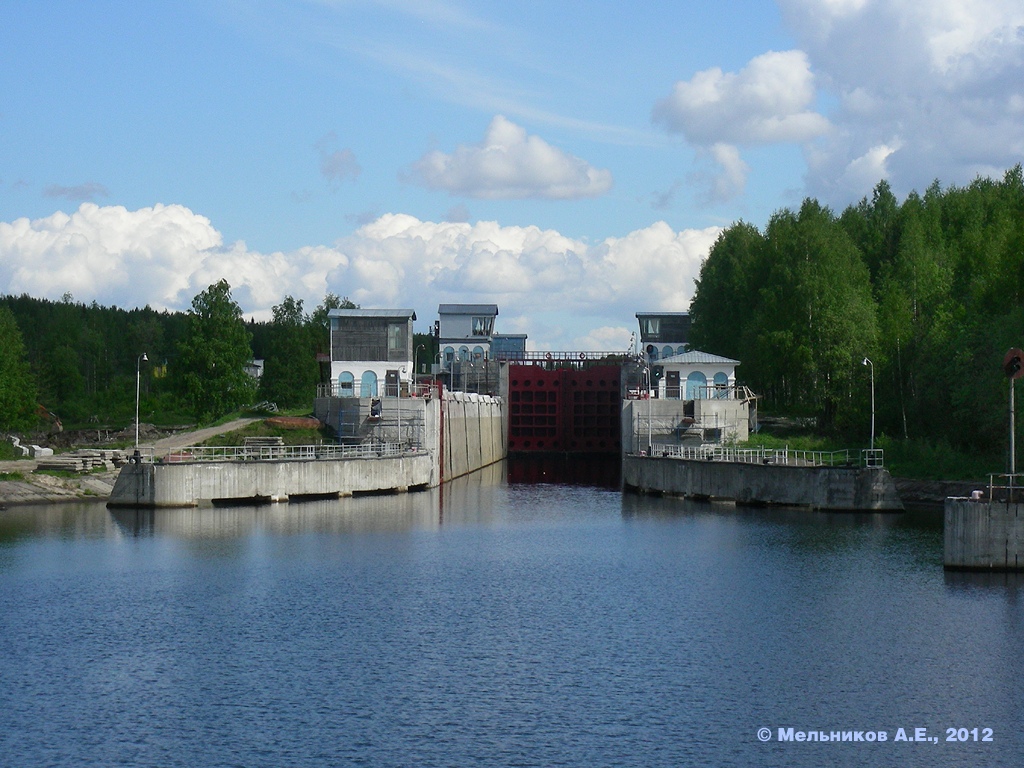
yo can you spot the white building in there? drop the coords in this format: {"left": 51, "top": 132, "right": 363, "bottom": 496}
{"left": 438, "top": 304, "right": 498, "bottom": 370}
{"left": 327, "top": 309, "right": 417, "bottom": 397}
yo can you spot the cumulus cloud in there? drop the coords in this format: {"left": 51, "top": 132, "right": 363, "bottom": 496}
{"left": 654, "top": 50, "right": 828, "bottom": 201}
{"left": 778, "top": 0, "right": 1024, "bottom": 203}
{"left": 0, "top": 204, "right": 718, "bottom": 349}
{"left": 43, "top": 182, "right": 111, "bottom": 202}
{"left": 407, "top": 115, "right": 613, "bottom": 199}
{"left": 315, "top": 132, "right": 361, "bottom": 187}
{"left": 653, "top": 50, "right": 830, "bottom": 146}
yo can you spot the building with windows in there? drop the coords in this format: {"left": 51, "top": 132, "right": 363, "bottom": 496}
{"left": 327, "top": 308, "right": 417, "bottom": 397}
{"left": 438, "top": 304, "right": 499, "bottom": 369}
{"left": 636, "top": 311, "right": 691, "bottom": 363}
{"left": 491, "top": 333, "right": 528, "bottom": 360}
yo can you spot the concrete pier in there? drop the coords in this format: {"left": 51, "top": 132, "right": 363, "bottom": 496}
{"left": 622, "top": 454, "right": 903, "bottom": 511}
{"left": 109, "top": 390, "right": 507, "bottom": 508}
{"left": 944, "top": 499, "right": 1024, "bottom": 570}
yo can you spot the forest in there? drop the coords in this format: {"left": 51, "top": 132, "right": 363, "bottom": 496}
{"left": 0, "top": 284, "right": 363, "bottom": 431}
{"left": 689, "top": 165, "right": 1024, "bottom": 463}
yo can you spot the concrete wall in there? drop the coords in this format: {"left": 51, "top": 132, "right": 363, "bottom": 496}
{"left": 438, "top": 391, "right": 506, "bottom": 482}
{"left": 622, "top": 455, "right": 903, "bottom": 511}
{"left": 945, "top": 499, "right": 1024, "bottom": 570}
{"left": 109, "top": 453, "right": 434, "bottom": 508}
{"left": 112, "top": 389, "right": 506, "bottom": 507}
{"left": 621, "top": 399, "right": 750, "bottom": 455}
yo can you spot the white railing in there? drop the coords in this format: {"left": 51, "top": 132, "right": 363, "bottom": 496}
{"left": 156, "top": 442, "right": 414, "bottom": 463}
{"left": 639, "top": 444, "right": 883, "bottom": 468}
{"left": 316, "top": 382, "right": 436, "bottom": 399}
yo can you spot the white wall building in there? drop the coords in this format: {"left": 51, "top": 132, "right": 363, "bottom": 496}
{"left": 438, "top": 304, "right": 498, "bottom": 370}
{"left": 328, "top": 309, "right": 417, "bottom": 397}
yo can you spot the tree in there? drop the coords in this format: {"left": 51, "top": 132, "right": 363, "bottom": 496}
{"left": 0, "top": 306, "right": 38, "bottom": 432}
{"left": 175, "top": 280, "right": 256, "bottom": 420}
{"left": 259, "top": 296, "right": 319, "bottom": 408}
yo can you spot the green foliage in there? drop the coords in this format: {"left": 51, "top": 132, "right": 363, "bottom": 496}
{"left": 258, "top": 296, "right": 318, "bottom": 408}
{"left": 175, "top": 280, "right": 257, "bottom": 420}
{"left": 0, "top": 306, "right": 38, "bottom": 432}
{"left": 690, "top": 165, "right": 1024, "bottom": 459}
{"left": 195, "top": 419, "right": 331, "bottom": 447}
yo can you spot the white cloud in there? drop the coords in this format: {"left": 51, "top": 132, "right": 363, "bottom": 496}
{"left": 408, "top": 115, "right": 613, "bottom": 199}
{"left": 777, "top": 0, "right": 1024, "bottom": 203}
{"left": 0, "top": 204, "right": 719, "bottom": 350}
{"left": 653, "top": 50, "right": 830, "bottom": 146}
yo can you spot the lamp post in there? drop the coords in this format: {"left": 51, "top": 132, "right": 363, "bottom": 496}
{"left": 862, "top": 357, "right": 874, "bottom": 451}
{"left": 415, "top": 344, "right": 426, "bottom": 379}
{"left": 135, "top": 353, "right": 148, "bottom": 449}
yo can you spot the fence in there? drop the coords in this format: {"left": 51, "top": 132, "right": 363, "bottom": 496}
{"left": 640, "top": 443, "right": 885, "bottom": 468}
{"left": 316, "top": 382, "right": 435, "bottom": 399}
{"left": 149, "top": 442, "right": 412, "bottom": 463}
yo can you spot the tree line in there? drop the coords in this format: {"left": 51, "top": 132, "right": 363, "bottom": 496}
{"left": 0, "top": 283, "right": 358, "bottom": 431}
{"left": 689, "top": 165, "right": 1024, "bottom": 454}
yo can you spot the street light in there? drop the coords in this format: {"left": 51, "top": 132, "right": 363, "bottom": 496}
{"left": 415, "top": 344, "right": 426, "bottom": 378}
{"left": 135, "top": 353, "right": 148, "bottom": 449}
{"left": 862, "top": 357, "right": 874, "bottom": 451}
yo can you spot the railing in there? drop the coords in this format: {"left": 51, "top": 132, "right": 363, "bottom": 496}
{"left": 155, "top": 442, "right": 413, "bottom": 463}
{"left": 498, "top": 351, "right": 630, "bottom": 363}
{"left": 984, "top": 473, "right": 1024, "bottom": 503}
{"left": 316, "top": 382, "right": 436, "bottom": 399}
{"left": 625, "top": 384, "right": 757, "bottom": 402}
{"left": 638, "top": 444, "right": 884, "bottom": 468}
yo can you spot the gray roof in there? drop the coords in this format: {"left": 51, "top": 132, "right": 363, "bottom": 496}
{"left": 438, "top": 303, "right": 498, "bottom": 315}
{"left": 659, "top": 350, "right": 740, "bottom": 365}
{"left": 328, "top": 308, "right": 417, "bottom": 320}
{"left": 636, "top": 311, "right": 689, "bottom": 317}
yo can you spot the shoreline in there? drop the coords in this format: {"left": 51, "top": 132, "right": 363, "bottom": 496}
{"left": 0, "top": 468, "right": 989, "bottom": 510}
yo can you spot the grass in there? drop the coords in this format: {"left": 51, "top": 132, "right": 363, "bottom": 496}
{"left": 196, "top": 418, "right": 332, "bottom": 448}
{"left": 0, "top": 471, "right": 26, "bottom": 482}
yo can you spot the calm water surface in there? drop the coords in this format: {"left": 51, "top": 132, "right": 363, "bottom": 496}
{"left": 1, "top": 461, "right": 1022, "bottom": 767}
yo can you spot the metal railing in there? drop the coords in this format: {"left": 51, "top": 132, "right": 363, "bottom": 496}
{"left": 155, "top": 442, "right": 413, "bottom": 463}
{"left": 638, "top": 444, "right": 884, "bottom": 468}
{"left": 316, "top": 382, "right": 436, "bottom": 399}
{"left": 983, "top": 473, "right": 1024, "bottom": 503}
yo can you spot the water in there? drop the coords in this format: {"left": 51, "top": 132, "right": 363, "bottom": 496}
{"left": 2, "top": 461, "right": 1022, "bottom": 767}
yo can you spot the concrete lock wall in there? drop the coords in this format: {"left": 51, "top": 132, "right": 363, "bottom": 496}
{"left": 109, "top": 453, "right": 434, "bottom": 507}
{"left": 622, "top": 455, "right": 903, "bottom": 511}
{"left": 110, "top": 390, "right": 507, "bottom": 507}
{"left": 945, "top": 500, "right": 1024, "bottom": 570}
{"left": 440, "top": 392, "right": 506, "bottom": 482}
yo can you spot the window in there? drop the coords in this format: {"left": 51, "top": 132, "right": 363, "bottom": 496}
{"left": 459, "top": 346, "right": 470, "bottom": 360}
{"left": 662, "top": 345, "right": 673, "bottom": 359}
{"left": 473, "top": 345, "right": 484, "bottom": 361}
{"left": 472, "top": 316, "right": 494, "bottom": 336}
{"left": 444, "top": 346, "right": 455, "bottom": 362}
{"left": 641, "top": 318, "right": 660, "bottom": 336}
{"left": 686, "top": 371, "right": 707, "bottom": 400}
{"left": 360, "top": 371, "right": 378, "bottom": 398}
{"left": 338, "top": 371, "right": 354, "bottom": 395}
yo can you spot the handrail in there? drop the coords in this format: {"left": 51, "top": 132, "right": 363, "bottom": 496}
{"left": 638, "top": 444, "right": 883, "bottom": 468}
{"left": 154, "top": 442, "right": 415, "bottom": 463}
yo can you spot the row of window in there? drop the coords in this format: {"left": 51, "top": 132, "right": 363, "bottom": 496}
{"left": 336, "top": 371, "right": 381, "bottom": 397}
{"left": 679, "top": 371, "right": 730, "bottom": 399}
{"left": 443, "top": 345, "right": 487, "bottom": 363}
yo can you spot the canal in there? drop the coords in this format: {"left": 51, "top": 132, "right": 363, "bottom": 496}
{"left": 1, "top": 459, "right": 1022, "bottom": 767}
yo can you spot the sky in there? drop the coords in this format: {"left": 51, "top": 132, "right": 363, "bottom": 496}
{"left": 2, "top": 0, "right": 1023, "bottom": 350}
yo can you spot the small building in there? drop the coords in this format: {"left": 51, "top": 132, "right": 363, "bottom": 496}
{"left": 636, "top": 311, "right": 691, "bottom": 363}
{"left": 491, "top": 333, "right": 528, "bottom": 360}
{"left": 327, "top": 308, "right": 417, "bottom": 397}
{"left": 656, "top": 350, "right": 738, "bottom": 400}
{"left": 438, "top": 304, "right": 498, "bottom": 369}
{"left": 627, "top": 348, "right": 755, "bottom": 449}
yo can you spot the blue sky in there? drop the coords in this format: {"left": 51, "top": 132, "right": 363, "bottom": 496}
{"left": 3, "top": 0, "right": 1023, "bottom": 349}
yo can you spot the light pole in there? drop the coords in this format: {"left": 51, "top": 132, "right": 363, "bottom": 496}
{"left": 415, "top": 344, "right": 426, "bottom": 378}
{"left": 135, "top": 353, "right": 148, "bottom": 449}
{"left": 862, "top": 357, "right": 874, "bottom": 451}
